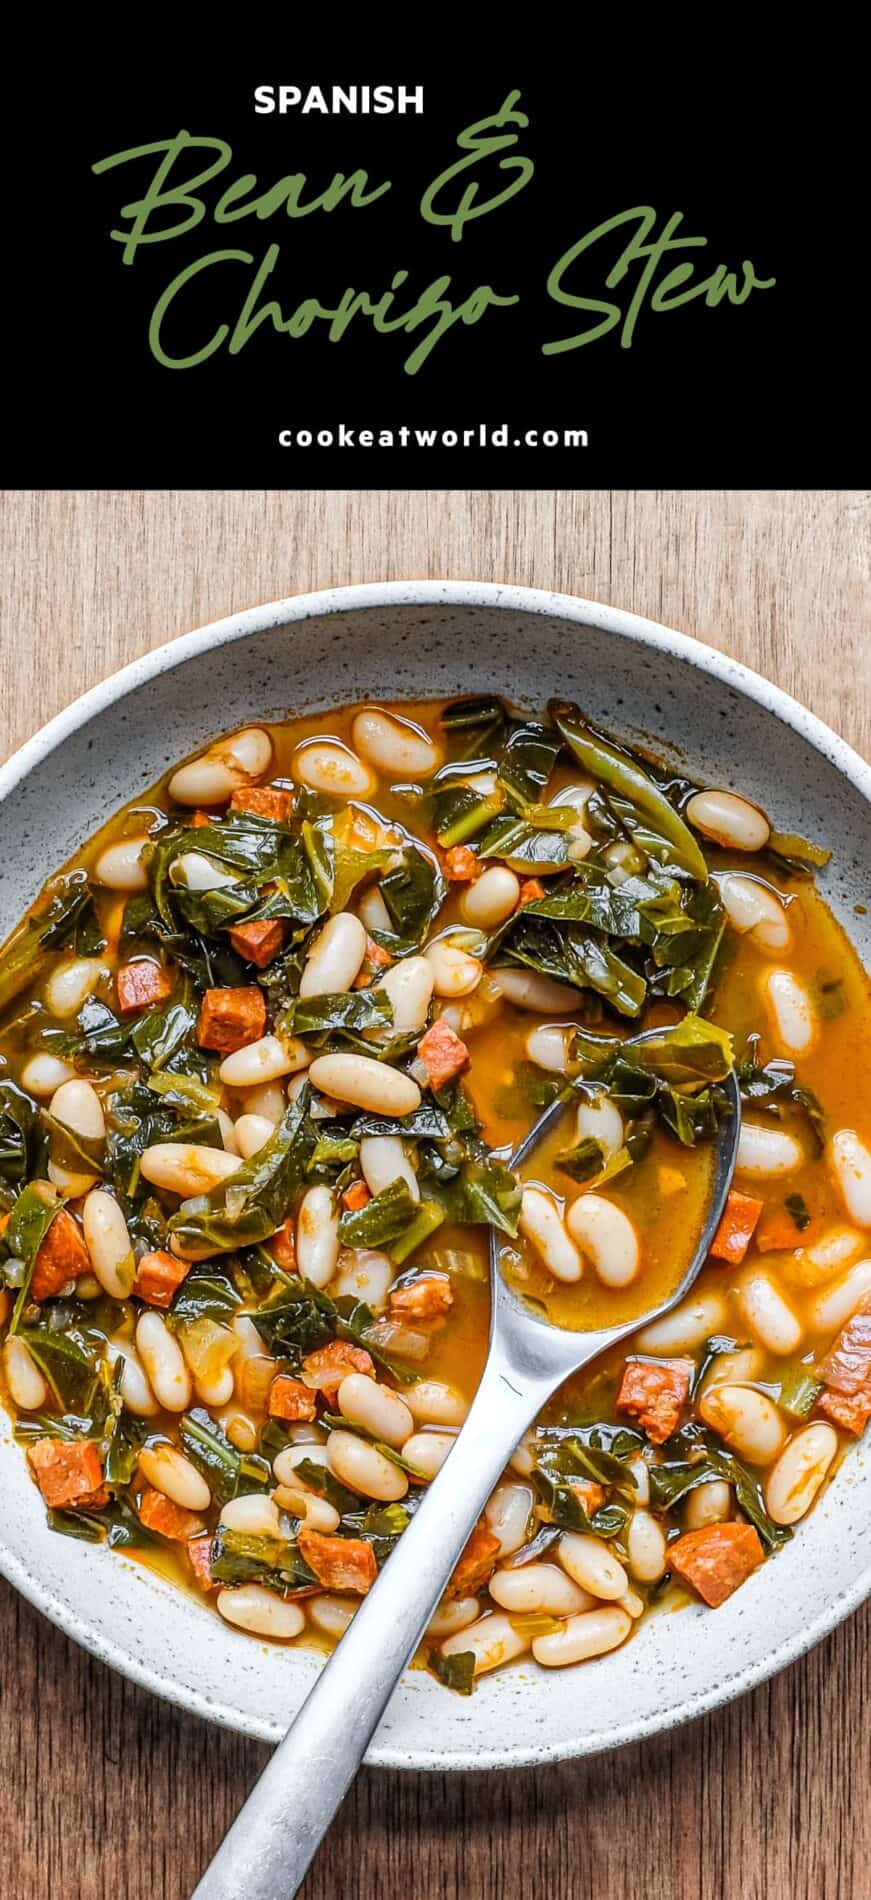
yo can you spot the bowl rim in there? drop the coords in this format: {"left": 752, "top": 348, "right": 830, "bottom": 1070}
{"left": 0, "top": 576, "right": 869, "bottom": 1769}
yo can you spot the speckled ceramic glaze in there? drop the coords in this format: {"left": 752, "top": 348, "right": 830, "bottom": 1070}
{"left": 0, "top": 582, "right": 868, "bottom": 1768}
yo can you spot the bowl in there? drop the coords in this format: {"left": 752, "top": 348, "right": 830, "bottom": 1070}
{"left": 1, "top": 580, "right": 869, "bottom": 1768}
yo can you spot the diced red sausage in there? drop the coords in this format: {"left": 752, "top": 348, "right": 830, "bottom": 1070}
{"left": 268, "top": 1374, "right": 318, "bottom": 1422}
{"left": 817, "top": 1293, "right": 871, "bottom": 1435}
{"left": 197, "top": 986, "right": 266, "bottom": 1053}
{"left": 417, "top": 1019, "right": 470, "bottom": 1090}
{"left": 301, "top": 1341, "right": 375, "bottom": 1397}
{"left": 616, "top": 1358, "right": 693, "bottom": 1445}
{"left": 227, "top": 919, "right": 287, "bottom": 968}
{"left": 442, "top": 846, "right": 479, "bottom": 883}
{"left": 137, "top": 1487, "right": 205, "bottom": 1542}
{"left": 31, "top": 1207, "right": 91, "bottom": 1301}
{"left": 709, "top": 1189, "right": 764, "bottom": 1265}
{"left": 519, "top": 878, "right": 546, "bottom": 905}
{"left": 134, "top": 1249, "right": 190, "bottom": 1309}
{"left": 116, "top": 959, "right": 174, "bottom": 1015}
{"left": 341, "top": 1180, "right": 371, "bottom": 1213}
{"left": 27, "top": 1438, "right": 108, "bottom": 1511}
{"left": 389, "top": 1275, "right": 454, "bottom": 1322}
{"left": 269, "top": 1218, "right": 297, "bottom": 1271}
{"left": 570, "top": 1479, "right": 605, "bottom": 1516}
{"left": 668, "top": 1522, "right": 764, "bottom": 1606}
{"left": 229, "top": 786, "right": 293, "bottom": 822}
{"left": 297, "top": 1530, "right": 378, "bottom": 1594}
{"left": 445, "top": 1524, "right": 500, "bottom": 1598}
{"left": 187, "top": 1534, "right": 218, "bottom": 1593}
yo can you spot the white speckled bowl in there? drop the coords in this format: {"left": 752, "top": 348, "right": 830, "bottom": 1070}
{"left": 0, "top": 582, "right": 869, "bottom": 1768}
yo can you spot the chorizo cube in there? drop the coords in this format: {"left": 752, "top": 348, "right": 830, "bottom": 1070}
{"left": 709, "top": 1189, "right": 764, "bottom": 1265}
{"left": 616, "top": 1358, "right": 693, "bottom": 1445}
{"left": 137, "top": 1487, "right": 205, "bottom": 1542}
{"left": 445, "top": 1523, "right": 500, "bottom": 1598}
{"left": 297, "top": 1529, "right": 377, "bottom": 1594}
{"left": 28, "top": 1438, "right": 108, "bottom": 1511}
{"left": 268, "top": 1374, "right": 318, "bottom": 1422}
{"left": 229, "top": 786, "right": 293, "bottom": 822}
{"left": 417, "top": 1019, "right": 470, "bottom": 1090}
{"left": 116, "top": 959, "right": 174, "bottom": 1016}
{"left": 187, "top": 1534, "right": 218, "bottom": 1593}
{"left": 668, "top": 1522, "right": 764, "bottom": 1607}
{"left": 31, "top": 1207, "right": 91, "bottom": 1301}
{"left": 227, "top": 918, "right": 287, "bottom": 969}
{"left": 442, "top": 846, "right": 479, "bottom": 883}
{"left": 197, "top": 985, "right": 266, "bottom": 1053}
{"left": 134, "top": 1249, "right": 190, "bottom": 1309}
{"left": 301, "top": 1341, "right": 375, "bottom": 1397}
{"left": 389, "top": 1275, "right": 454, "bottom": 1322}
{"left": 817, "top": 1294, "right": 871, "bottom": 1434}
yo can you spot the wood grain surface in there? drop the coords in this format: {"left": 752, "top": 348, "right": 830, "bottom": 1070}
{"left": 0, "top": 488, "right": 868, "bottom": 1900}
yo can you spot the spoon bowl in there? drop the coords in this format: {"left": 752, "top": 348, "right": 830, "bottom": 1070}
{"left": 193, "top": 1056, "right": 741, "bottom": 1900}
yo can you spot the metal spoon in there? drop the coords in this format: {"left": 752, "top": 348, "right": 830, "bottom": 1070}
{"left": 193, "top": 1060, "right": 740, "bottom": 1900}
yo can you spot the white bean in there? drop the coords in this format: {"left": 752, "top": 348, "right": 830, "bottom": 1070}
{"left": 308, "top": 1053, "right": 420, "bottom": 1116}
{"left": 170, "top": 852, "right": 238, "bottom": 892}
{"left": 628, "top": 1456, "right": 650, "bottom": 1506}
{"left": 738, "top": 1272, "right": 802, "bottom": 1355}
{"left": 47, "top": 1077, "right": 106, "bottom": 1194}
{"left": 216, "top": 1110, "right": 240, "bottom": 1156}
{"left": 532, "top": 1606, "right": 632, "bottom": 1668}
{"left": 240, "top": 1082, "right": 286, "bottom": 1126}
{"left": 44, "top": 957, "right": 107, "bottom": 1019}
{"left": 217, "top": 1586, "right": 305, "bottom": 1639}
{"left": 169, "top": 728, "right": 273, "bottom": 805}
{"left": 490, "top": 967, "right": 583, "bottom": 1013}
{"left": 375, "top": 955, "right": 434, "bottom": 1035}
{"left": 296, "top": 1185, "right": 340, "bottom": 1288}
{"left": 300, "top": 911, "right": 367, "bottom": 998}
{"left": 219, "top": 1492, "right": 282, "bottom": 1536}
{"left": 309, "top": 1594, "right": 358, "bottom": 1639}
{"left": 700, "top": 1346, "right": 765, "bottom": 1389}
{"left": 426, "top": 1596, "right": 480, "bottom": 1639}
{"left": 138, "top": 1443, "right": 211, "bottom": 1512}
{"left": 618, "top": 1589, "right": 645, "bottom": 1620}
{"left": 403, "top": 1431, "right": 457, "bottom": 1479}
{"left": 798, "top": 1225, "right": 863, "bottom": 1281}
{"left": 219, "top": 1035, "right": 310, "bottom": 1088}
{"left": 327, "top": 1429, "right": 408, "bottom": 1501}
{"left": 698, "top": 1383, "right": 786, "bottom": 1462}
{"left": 139, "top": 1143, "right": 242, "bottom": 1197}
{"left": 575, "top": 1094, "right": 624, "bottom": 1159}
{"left": 292, "top": 738, "right": 374, "bottom": 799}
{"left": 272, "top": 1444, "right": 330, "bottom": 1487}
{"left": 93, "top": 836, "right": 150, "bottom": 892}
{"left": 829, "top": 1130, "right": 871, "bottom": 1227}
{"left": 525, "top": 1024, "right": 575, "bottom": 1075}
{"left": 764, "top": 1424, "right": 838, "bottom": 1526}
{"left": 684, "top": 1480, "right": 732, "bottom": 1530}
{"left": 334, "top": 1249, "right": 394, "bottom": 1310}
{"left": 82, "top": 1190, "right": 136, "bottom": 1299}
{"left": 635, "top": 1289, "right": 728, "bottom": 1355}
{"left": 566, "top": 1195, "right": 640, "bottom": 1287}
{"left": 461, "top": 867, "right": 520, "bottom": 930}
{"left": 686, "top": 789, "right": 770, "bottom": 851}
{"left": 484, "top": 1482, "right": 534, "bottom": 1558}
{"left": 508, "top": 1431, "right": 537, "bottom": 1478}
{"left": 405, "top": 1380, "right": 469, "bottom": 1427}
{"left": 737, "top": 1122, "right": 802, "bottom": 1177}
{"left": 2, "top": 1336, "right": 48, "bottom": 1410}
{"left": 233, "top": 1113, "right": 274, "bottom": 1160}
{"left": 107, "top": 1342, "right": 158, "bottom": 1417}
{"left": 358, "top": 885, "right": 393, "bottom": 936}
{"left": 440, "top": 1613, "right": 529, "bottom": 1676}
{"left": 626, "top": 1510, "right": 667, "bottom": 1583}
{"left": 273, "top": 1485, "right": 340, "bottom": 1530}
{"left": 135, "top": 1312, "right": 192, "bottom": 1412}
{"left": 352, "top": 708, "right": 439, "bottom": 779}
{"left": 337, "top": 1372, "right": 413, "bottom": 1449}
{"left": 557, "top": 1533, "right": 628, "bottom": 1601}
{"left": 195, "top": 1365, "right": 235, "bottom": 1408}
{"left": 360, "top": 1134, "right": 419, "bottom": 1204}
{"left": 717, "top": 873, "right": 791, "bottom": 951}
{"left": 424, "top": 939, "right": 483, "bottom": 998}
{"left": 490, "top": 1563, "right": 592, "bottom": 1616}
{"left": 763, "top": 969, "right": 816, "bottom": 1055}
{"left": 520, "top": 1187, "right": 582, "bottom": 1284}
{"left": 807, "top": 1258, "right": 871, "bottom": 1335}
{"left": 19, "top": 1053, "right": 75, "bottom": 1097}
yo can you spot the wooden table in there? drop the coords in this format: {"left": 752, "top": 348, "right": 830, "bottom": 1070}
{"left": 1, "top": 489, "right": 868, "bottom": 1900}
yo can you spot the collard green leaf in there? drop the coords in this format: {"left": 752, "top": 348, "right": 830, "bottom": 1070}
{"left": 338, "top": 1178, "right": 419, "bottom": 1249}
{"left": 501, "top": 911, "right": 647, "bottom": 1017}
{"left": 439, "top": 695, "right": 509, "bottom": 759}
{"left": 169, "top": 1088, "right": 316, "bottom": 1257}
{"left": 283, "top": 988, "right": 392, "bottom": 1046}
{"left": 497, "top": 722, "right": 562, "bottom": 809}
{"left": 167, "top": 1264, "right": 242, "bottom": 1328}
{"left": 179, "top": 1407, "right": 271, "bottom": 1505}
{"left": 4, "top": 1184, "right": 62, "bottom": 1333}
{"left": 476, "top": 815, "right": 569, "bottom": 872}
{"left": 19, "top": 1327, "right": 100, "bottom": 1413}
{"left": 379, "top": 846, "right": 445, "bottom": 943}
{"left": 428, "top": 1647, "right": 476, "bottom": 1695}
{"left": 0, "top": 1082, "right": 37, "bottom": 1189}
{"left": 648, "top": 1424, "right": 790, "bottom": 1551}
{"left": 550, "top": 703, "right": 708, "bottom": 881}
{"left": 209, "top": 1525, "right": 315, "bottom": 1591}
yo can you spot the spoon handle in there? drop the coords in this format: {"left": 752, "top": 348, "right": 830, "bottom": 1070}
{"left": 191, "top": 1352, "right": 551, "bottom": 1900}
